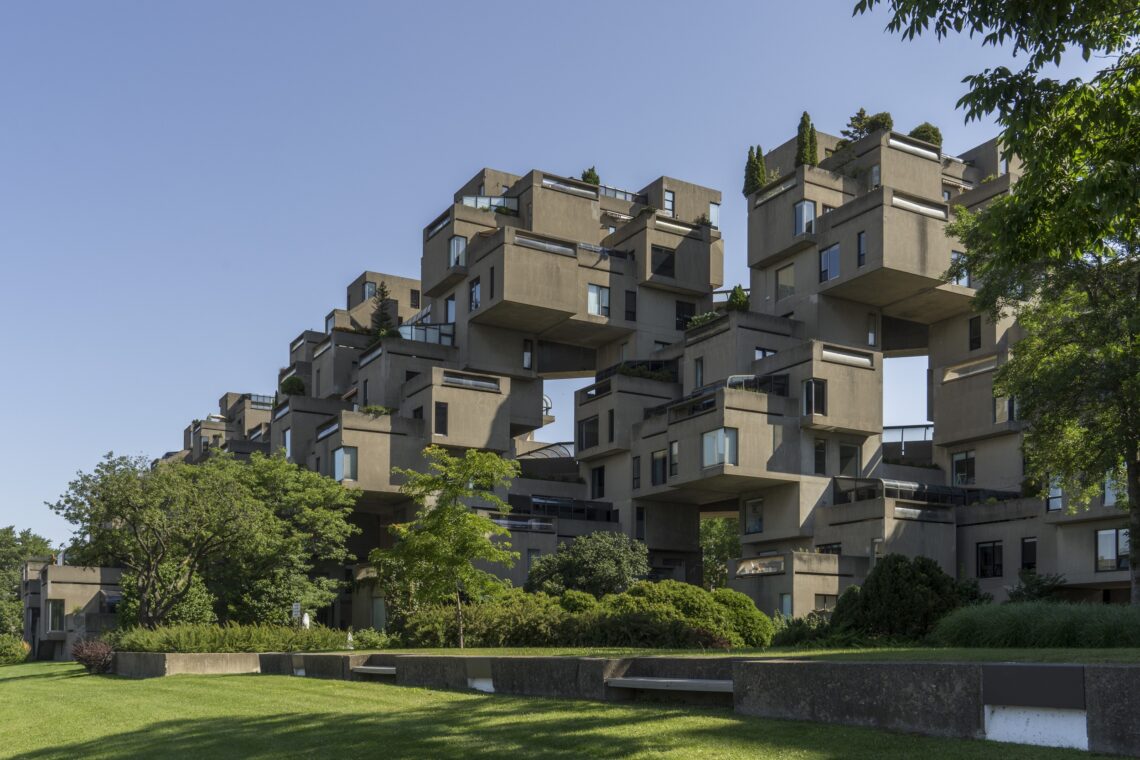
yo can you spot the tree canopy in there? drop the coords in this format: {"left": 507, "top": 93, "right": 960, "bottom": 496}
{"left": 795, "top": 112, "right": 818, "bottom": 167}
{"left": 524, "top": 530, "right": 649, "bottom": 598}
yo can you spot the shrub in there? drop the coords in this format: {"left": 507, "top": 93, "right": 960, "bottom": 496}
{"left": 580, "top": 166, "right": 600, "bottom": 185}
{"left": 685, "top": 312, "right": 722, "bottom": 330}
{"left": 725, "top": 285, "right": 750, "bottom": 312}
{"left": 118, "top": 567, "right": 217, "bottom": 628}
{"left": 109, "top": 623, "right": 348, "bottom": 653}
{"left": 360, "top": 405, "right": 395, "bottom": 417}
{"left": 594, "top": 580, "right": 741, "bottom": 648}
{"left": 1006, "top": 570, "right": 1066, "bottom": 603}
{"left": 525, "top": 531, "right": 649, "bottom": 598}
{"left": 402, "top": 590, "right": 567, "bottom": 648}
{"left": 72, "top": 638, "right": 114, "bottom": 674}
{"left": 0, "top": 633, "right": 29, "bottom": 665}
{"left": 711, "top": 587, "right": 774, "bottom": 647}
{"left": 351, "top": 628, "right": 396, "bottom": 650}
{"left": 931, "top": 602, "right": 1140, "bottom": 648}
{"left": 559, "top": 589, "right": 598, "bottom": 613}
{"left": 907, "top": 122, "right": 943, "bottom": 147}
{"left": 280, "top": 376, "right": 305, "bottom": 396}
{"left": 829, "top": 554, "right": 973, "bottom": 640}
{"left": 771, "top": 610, "right": 832, "bottom": 647}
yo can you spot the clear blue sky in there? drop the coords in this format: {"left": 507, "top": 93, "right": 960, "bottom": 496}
{"left": 0, "top": 1, "right": 1097, "bottom": 544}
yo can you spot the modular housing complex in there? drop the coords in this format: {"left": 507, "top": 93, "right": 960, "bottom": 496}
{"left": 163, "top": 125, "right": 1130, "bottom": 629}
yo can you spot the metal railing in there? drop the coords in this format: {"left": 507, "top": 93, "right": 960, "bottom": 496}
{"left": 507, "top": 494, "right": 619, "bottom": 523}
{"left": 712, "top": 287, "right": 751, "bottom": 303}
{"left": 246, "top": 394, "right": 275, "bottom": 408}
{"left": 598, "top": 184, "right": 648, "bottom": 204}
{"left": 726, "top": 374, "right": 789, "bottom": 397}
{"left": 397, "top": 322, "right": 455, "bottom": 346}
{"left": 461, "top": 195, "right": 519, "bottom": 212}
{"left": 490, "top": 515, "right": 556, "bottom": 533}
{"left": 832, "top": 476, "right": 1020, "bottom": 508}
{"left": 595, "top": 359, "right": 678, "bottom": 383}
{"left": 882, "top": 424, "right": 934, "bottom": 455}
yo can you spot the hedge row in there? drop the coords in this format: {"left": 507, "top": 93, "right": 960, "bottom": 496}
{"left": 109, "top": 623, "right": 350, "bottom": 653}
{"left": 931, "top": 602, "right": 1140, "bottom": 648}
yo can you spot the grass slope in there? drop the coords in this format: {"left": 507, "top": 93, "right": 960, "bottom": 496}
{"left": 0, "top": 662, "right": 1092, "bottom": 759}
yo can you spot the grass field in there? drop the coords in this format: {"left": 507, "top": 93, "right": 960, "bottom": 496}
{"left": 0, "top": 661, "right": 1099, "bottom": 759}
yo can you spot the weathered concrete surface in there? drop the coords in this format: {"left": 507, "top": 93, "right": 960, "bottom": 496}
{"left": 113, "top": 652, "right": 168, "bottom": 679}
{"left": 394, "top": 655, "right": 474, "bottom": 690}
{"left": 257, "top": 653, "right": 293, "bottom": 676}
{"left": 733, "top": 660, "right": 984, "bottom": 739}
{"left": 294, "top": 653, "right": 368, "bottom": 680}
{"left": 114, "top": 652, "right": 261, "bottom": 678}
{"left": 1086, "top": 665, "right": 1140, "bottom": 757}
{"left": 623, "top": 657, "right": 737, "bottom": 680}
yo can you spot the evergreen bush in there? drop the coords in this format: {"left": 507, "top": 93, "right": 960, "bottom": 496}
{"left": 280, "top": 376, "right": 305, "bottom": 396}
{"left": 580, "top": 166, "right": 600, "bottom": 185}
{"left": 711, "top": 587, "right": 774, "bottom": 647}
{"left": 931, "top": 602, "right": 1140, "bottom": 648}
{"left": 725, "top": 285, "right": 749, "bottom": 311}
{"left": 350, "top": 628, "right": 396, "bottom": 650}
{"left": 108, "top": 623, "right": 348, "bottom": 653}
{"left": 907, "top": 122, "right": 943, "bottom": 147}
{"left": 0, "top": 633, "right": 28, "bottom": 665}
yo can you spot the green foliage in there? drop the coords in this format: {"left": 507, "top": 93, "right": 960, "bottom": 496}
{"left": 771, "top": 610, "right": 833, "bottom": 647}
{"left": 370, "top": 281, "right": 397, "bottom": 339}
{"left": 71, "top": 638, "right": 114, "bottom": 674}
{"left": 931, "top": 602, "right": 1140, "bottom": 648}
{"left": 829, "top": 554, "right": 986, "bottom": 640}
{"left": 795, "top": 112, "right": 817, "bottom": 167}
{"left": 558, "top": 589, "right": 598, "bottom": 613}
{"left": 402, "top": 589, "right": 567, "bottom": 648}
{"left": 907, "top": 121, "right": 943, "bottom": 146}
{"left": 360, "top": 405, "right": 395, "bottom": 417}
{"left": 725, "top": 284, "right": 750, "bottom": 312}
{"left": 742, "top": 145, "right": 767, "bottom": 197}
{"left": 580, "top": 166, "right": 600, "bottom": 185}
{"left": 524, "top": 531, "right": 649, "bottom": 598}
{"left": 0, "top": 633, "right": 29, "bottom": 665}
{"left": 615, "top": 364, "right": 674, "bottom": 382}
{"left": 1006, "top": 570, "right": 1067, "bottom": 603}
{"left": 371, "top": 446, "right": 520, "bottom": 646}
{"left": 0, "top": 526, "right": 52, "bottom": 636}
{"left": 842, "top": 108, "right": 894, "bottom": 144}
{"left": 711, "top": 587, "right": 775, "bottom": 647}
{"left": 685, "top": 312, "right": 721, "bottom": 329}
{"left": 279, "top": 376, "right": 305, "bottom": 396}
{"left": 109, "top": 623, "right": 349, "bottom": 653}
{"left": 350, "top": 628, "right": 396, "bottom": 650}
{"left": 119, "top": 565, "right": 217, "bottom": 627}
{"left": 699, "top": 518, "right": 740, "bottom": 589}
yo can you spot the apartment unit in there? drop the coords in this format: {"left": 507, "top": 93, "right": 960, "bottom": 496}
{"left": 172, "top": 127, "right": 1129, "bottom": 626}
{"left": 21, "top": 560, "right": 122, "bottom": 660}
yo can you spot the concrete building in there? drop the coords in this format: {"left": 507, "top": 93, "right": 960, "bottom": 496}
{"left": 21, "top": 560, "right": 122, "bottom": 660}
{"left": 174, "top": 128, "right": 1129, "bottom": 626}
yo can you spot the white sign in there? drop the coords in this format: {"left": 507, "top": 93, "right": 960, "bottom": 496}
{"left": 291, "top": 602, "right": 301, "bottom": 619}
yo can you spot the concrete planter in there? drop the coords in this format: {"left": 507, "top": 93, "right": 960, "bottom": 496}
{"left": 114, "top": 652, "right": 261, "bottom": 678}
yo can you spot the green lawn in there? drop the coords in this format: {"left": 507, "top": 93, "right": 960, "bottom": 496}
{"left": 0, "top": 662, "right": 1100, "bottom": 759}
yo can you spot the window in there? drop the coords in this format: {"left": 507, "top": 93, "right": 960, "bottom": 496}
{"left": 857, "top": 231, "right": 867, "bottom": 266}
{"left": 410, "top": 289, "right": 420, "bottom": 309}
{"left": 587, "top": 284, "right": 610, "bottom": 317}
{"left": 755, "top": 347, "right": 777, "bottom": 360}
{"left": 47, "top": 599, "right": 64, "bottom": 633}
{"left": 779, "top": 594, "right": 792, "bottom": 617}
{"left": 448, "top": 235, "right": 467, "bottom": 267}
{"left": 870, "top": 164, "right": 880, "bottom": 188}
{"left": 818, "top": 543, "right": 841, "bottom": 555}
{"left": 608, "top": 409, "right": 615, "bottom": 443}
{"left": 977, "top": 540, "right": 1003, "bottom": 578}
{"left": 815, "top": 594, "right": 838, "bottom": 611}
{"left": 839, "top": 443, "right": 860, "bottom": 477}
{"left": 361, "top": 379, "right": 368, "bottom": 406}
{"left": 866, "top": 313, "right": 877, "bottom": 346}
{"left": 283, "top": 428, "right": 291, "bottom": 458}
{"left": 468, "top": 278, "right": 481, "bottom": 311}
{"left": 636, "top": 506, "right": 646, "bottom": 540}
{"left": 333, "top": 446, "right": 358, "bottom": 481}
{"left": 631, "top": 456, "right": 641, "bottom": 490}
{"left": 952, "top": 450, "right": 975, "bottom": 485}
{"left": 651, "top": 450, "right": 668, "bottom": 485}
{"left": 694, "top": 357, "right": 704, "bottom": 389}
{"left": 745, "top": 498, "right": 764, "bottom": 534}
{"left": 1105, "top": 474, "right": 1121, "bottom": 507}
{"left": 822, "top": 204, "right": 835, "bottom": 215}
{"left": 1047, "top": 479, "right": 1063, "bottom": 511}
{"left": 522, "top": 339, "right": 533, "bottom": 370}
{"left": 942, "top": 188, "right": 952, "bottom": 202}
{"left": 675, "top": 301, "right": 696, "bottom": 330}
{"left": 814, "top": 439, "right": 827, "bottom": 475}
{"left": 625, "top": 290, "right": 637, "bottom": 321}
{"left": 445, "top": 295, "right": 456, "bottom": 323}
{"left": 325, "top": 314, "right": 335, "bottom": 333}
{"left": 663, "top": 190, "right": 675, "bottom": 216}
{"left": 999, "top": 157, "right": 1009, "bottom": 175}
{"left": 776, "top": 264, "right": 795, "bottom": 300}
{"left": 577, "top": 416, "right": 599, "bottom": 450}
{"left": 488, "top": 267, "right": 495, "bottom": 300}
{"left": 793, "top": 200, "right": 815, "bottom": 235}
{"left": 669, "top": 441, "right": 679, "bottom": 476}
{"left": 951, "top": 251, "right": 971, "bottom": 287}
{"left": 701, "top": 428, "right": 738, "bottom": 467}
{"left": 1096, "top": 528, "right": 1130, "bottom": 571}
{"left": 802, "top": 378, "right": 827, "bottom": 416}
{"left": 968, "top": 315, "right": 982, "bottom": 350}
{"left": 819, "top": 244, "right": 840, "bottom": 282}
{"left": 363, "top": 281, "right": 376, "bottom": 301}
{"left": 708, "top": 202, "right": 720, "bottom": 228}
{"left": 1021, "top": 537, "right": 1037, "bottom": 572}
{"left": 434, "top": 402, "right": 448, "bottom": 436}
{"left": 651, "top": 246, "right": 675, "bottom": 277}
{"left": 590, "top": 466, "right": 605, "bottom": 499}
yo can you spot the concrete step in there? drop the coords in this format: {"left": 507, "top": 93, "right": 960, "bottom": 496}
{"left": 351, "top": 665, "right": 397, "bottom": 676}
{"left": 605, "top": 677, "right": 733, "bottom": 693}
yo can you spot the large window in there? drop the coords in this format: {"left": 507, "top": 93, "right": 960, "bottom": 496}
{"left": 1105, "top": 474, "right": 1121, "bottom": 507}
{"left": 1097, "top": 528, "right": 1130, "bottom": 571}
{"left": 802, "top": 378, "right": 827, "bottom": 416}
{"left": 669, "top": 440, "right": 679, "bottom": 476}
{"left": 652, "top": 246, "right": 676, "bottom": 277}
{"left": 694, "top": 357, "right": 704, "bottom": 389}
{"left": 745, "top": 498, "right": 764, "bottom": 534}
{"left": 522, "top": 339, "right": 533, "bottom": 370}
{"left": 283, "top": 428, "right": 291, "bottom": 459}
{"left": 867, "top": 313, "right": 877, "bottom": 346}
{"left": 1021, "top": 537, "right": 1037, "bottom": 572}
{"left": 701, "top": 428, "right": 738, "bottom": 467}
{"left": 47, "top": 599, "right": 64, "bottom": 633}
{"left": 468, "top": 277, "right": 481, "bottom": 311}
{"left": 577, "top": 416, "right": 599, "bottom": 450}
{"left": 952, "top": 450, "right": 975, "bottom": 485}
{"left": 857, "top": 231, "right": 867, "bottom": 267}
{"left": 333, "top": 446, "right": 358, "bottom": 482}
{"left": 793, "top": 200, "right": 815, "bottom": 235}
{"left": 708, "top": 202, "right": 720, "bottom": 229}
{"left": 819, "top": 243, "right": 840, "bottom": 282}
{"left": 587, "top": 284, "right": 610, "bottom": 317}
{"left": 870, "top": 164, "right": 881, "bottom": 188}
{"left": 776, "top": 264, "right": 795, "bottom": 300}
{"left": 813, "top": 439, "right": 827, "bottom": 475}
{"left": 410, "top": 289, "right": 421, "bottom": 309}
{"left": 590, "top": 466, "right": 605, "bottom": 499}
{"left": 1047, "top": 479, "right": 1063, "bottom": 511}
{"left": 631, "top": 456, "right": 641, "bottom": 490}
{"left": 951, "top": 251, "right": 972, "bottom": 287}
{"left": 663, "top": 190, "right": 675, "bottom": 216}
{"left": 449, "top": 235, "right": 467, "bottom": 267}
{"left": 363, "top": 281, "right": 376, "bottom": 301}
{"left": 434, "top": 402, "right": 448, "bottom": 436}
{"left": 675, "top": 301, "right": 696, "bottom": 330}
{"left": 625, "top": 290, "right": 637, "bottom": 321}
{"left": 977, "top": 540, "right": 1003, "bottom": 578}
{"left": 651, "top": 450, "right": 667, "bottom": 485}
{"left": 445, "top": 295, "right": 456, "bottom": 323}
{"left": 968, "top": 315, "right": 982, "bottom": 350}
{"left": 839, "top": 443, "right": 860, "bottom": 477}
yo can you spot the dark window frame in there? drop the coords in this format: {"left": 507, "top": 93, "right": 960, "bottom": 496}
{"left": 977, "top": 540, "right": 1003, "bottom": 578}
{"left": 434, "top": 402, "right": 448, "bottom": 436}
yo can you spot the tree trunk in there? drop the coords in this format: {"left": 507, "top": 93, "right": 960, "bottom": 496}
{"left": 455, "top": 588, "right": 465, "bottom": 649}
{"left": 1129, "top": 458, "right": 1140, "bottom": 606}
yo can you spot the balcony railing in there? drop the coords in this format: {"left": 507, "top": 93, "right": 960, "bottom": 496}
{"left": 726, "top": 374, "right": 789, "bottom": 397}
{"left": 490, "top": 515, "right": 556, "bottom": 533}
{"left": 397, "top": 322, "right": 455, "bottom": 347}
{"left": 598, "top": 184, "right": 648, "bottom": 204}
{"left": 832, "top": 476, "right": 1020, "bottom": 508}
{"left": 507, "top": 494, "right": 618, "bottom": 523}
{"left": 595, "top": 359, "right": 678, "bottom": 383}
{"left": 246, "top": 394, "right": 275, "bottom": 409}
{"left": 461, "top": 195, "right": 519, "bottom": 213}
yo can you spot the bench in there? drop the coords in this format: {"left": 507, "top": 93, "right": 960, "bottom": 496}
{"left": 351, "top": 665, "right": 397, "bottom": 676}
{"left": 605, "top": 677, "right": 733, "bottom": 693}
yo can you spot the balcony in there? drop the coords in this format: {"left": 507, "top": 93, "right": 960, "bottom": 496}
{"left": 397, "top": 322, "right": 455, "bottom": 346}
{"left": 460, "top": 195, "right": 519, "bottom": 214}
{"left": 831, "top": 476, "right": 1020, "bottom": 508}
